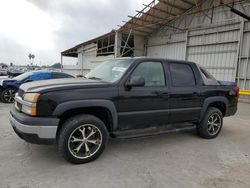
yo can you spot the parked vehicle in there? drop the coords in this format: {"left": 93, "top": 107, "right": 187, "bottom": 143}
{"left": 0, "top": 63, "right": 8, "bottom": 76}
{"left": 0, "top": 69, "right": 8, "bottom": 76}
{"left": 1, "top": 70, "right": 73, "bottom": 103}
{"left": 9, "top": 57, "right": 239, "bottom": 164}
{"left": 7, "top": 68, "right": 24, "bottom": 77}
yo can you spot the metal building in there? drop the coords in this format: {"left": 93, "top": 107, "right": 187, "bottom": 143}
{"left": 62, "top": 0, "right": 250, "bottom": 100}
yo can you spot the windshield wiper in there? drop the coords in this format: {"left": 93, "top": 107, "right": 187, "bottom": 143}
{"left": 87, "top": 76, "right": 102, "bottom": 81}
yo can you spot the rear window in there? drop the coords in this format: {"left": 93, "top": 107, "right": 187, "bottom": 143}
{"left": 200, "top": 67, "right": 213, "bottom": 79}
{"left": 170, "top": 63, "right": 196, "bottom": 87}
{"left": 199, "top": 67, "right": 219, "bottom": 85}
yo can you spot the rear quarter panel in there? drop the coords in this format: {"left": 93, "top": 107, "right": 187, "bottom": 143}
{"left": 200, "top": 85, "right": 238, "bottom": 116}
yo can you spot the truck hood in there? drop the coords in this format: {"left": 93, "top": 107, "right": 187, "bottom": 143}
{"left": 20, "top": 78, "right": 109, "bottom": 93}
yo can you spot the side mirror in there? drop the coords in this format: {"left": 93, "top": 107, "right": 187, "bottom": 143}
{"left": 126, "top": 76, "right": 145, "bottom": 87}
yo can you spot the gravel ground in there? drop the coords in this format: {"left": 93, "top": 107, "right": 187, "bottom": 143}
{"left": 0, "top": 102, "right": 249, "bottom": 188}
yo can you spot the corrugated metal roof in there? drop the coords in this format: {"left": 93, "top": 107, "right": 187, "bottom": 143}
{"left": 61, "top": 31, "right": 115, "bottom": 57}
{"left": 117, "top": 0, "right": 245, "bottom": 36}
{"left": 61, "top": 0, "right": 245, "bottom": 57}
{"left": 118, "top": 0, "right": 201, "bottom": 36}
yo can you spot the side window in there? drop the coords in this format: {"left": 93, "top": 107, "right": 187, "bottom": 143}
{"left": 169, "top": 63, "right": 196, "bottom": 87}
{"left": 131, "top": 62, "right": 165, "bottom": 86}
{"left": 29, "top": 73, "right": 51, "bottom": 80}
{"left": 52, "top": 73, "right": 72, "bottom": 78}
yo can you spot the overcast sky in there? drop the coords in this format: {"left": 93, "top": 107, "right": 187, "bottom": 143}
{"left": 0, "top": 0, "right": 152, "bottom": 66}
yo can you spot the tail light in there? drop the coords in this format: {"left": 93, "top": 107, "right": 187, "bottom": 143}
{"left": 234, "top": 86, "right": 240, "bottom": 100}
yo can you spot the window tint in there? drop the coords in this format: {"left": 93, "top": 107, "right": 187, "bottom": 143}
{"left": 170, "top": 63, "right": 195, "bottom": 86}
{"left": 131, "top": 62, "right": 165, "bottom": 86}
{"left": 200, "top": 67, "right": 213, "bottom": 79}
{"left": 52, "top": 72, "right": 73, "bottom": 78}
{"left": 29, "top": 72, "right": 51, "bottom": 80}
{"left": 199, "top": 67, "right": 219, "bottom": 85}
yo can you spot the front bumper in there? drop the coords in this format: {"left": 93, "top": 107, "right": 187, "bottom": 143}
{"left": 10, "top": 107, "right": 59, "bottom": 145}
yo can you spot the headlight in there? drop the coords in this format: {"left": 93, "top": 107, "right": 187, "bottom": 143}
{"left": 23, "top": 93, "right": 40, "bottom": 103}
{"left": 22, "top": 105, "right": 37, "bottom": 116}
{"left": 21, "top": 93, "right": 40, "bottom": 116}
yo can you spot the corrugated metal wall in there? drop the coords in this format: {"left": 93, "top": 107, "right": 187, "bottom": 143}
{"left": 148, "top": 23, "right": 240, "bottom": 81}
{"left": 147, "top": 1, "right": 250, "bottom": 100}
{"left": 238, "top": 17, "right": 250, "bottom": 101}
{"left": 63, "top": 43, "right": 115, "bottom": 76}
{"left": 238, "top": 21, "right": 250, "bottom": 89}
{"left": 186, "top": 23, "right": 240, "bottom": 81}
{"left": 147, "top": 32, "right": 186, "bottom": 59}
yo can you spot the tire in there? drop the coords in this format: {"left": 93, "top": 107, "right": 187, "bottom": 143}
{"left": 197, "top": 107, "right": 223, "bottom": 139}
{"left": 58, "top": 114, "right": 108, "bottom": 164}
{"left": 1, "top": 88, "right": 17, "bottom": 103}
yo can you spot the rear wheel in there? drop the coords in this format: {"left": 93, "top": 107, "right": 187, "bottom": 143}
{"left": 1, "top": 88, "right": 16, "bottom": 103}
{"left": 58, "top": 114, "right": 108, "bottom": 164}
{"left": 197, "top": 107, "right": 223, "bottom": 139}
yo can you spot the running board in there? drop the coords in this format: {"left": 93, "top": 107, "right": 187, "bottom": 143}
{"left": 111, "top": 125, "right": 196, "bottom": 139}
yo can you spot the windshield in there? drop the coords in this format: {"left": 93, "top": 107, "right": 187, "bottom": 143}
{"left": 14, "top": 72, "right": 32, "bottom": 81}
{"left": 86, "top": 59, "right": 132, "bottom": 82}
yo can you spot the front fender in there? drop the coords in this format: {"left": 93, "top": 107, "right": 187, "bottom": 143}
{"left": 53, "top": 99, "right": 118, "bottom": 130}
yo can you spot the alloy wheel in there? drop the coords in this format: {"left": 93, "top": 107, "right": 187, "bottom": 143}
{"left": 68, "top": 124, "right": 102, "bottom": 159}
{"left": 3, "top": 89, "right": 16, "bottom": 103}
{"left": 207, "top": 113, "right": 222, "bottom": 136}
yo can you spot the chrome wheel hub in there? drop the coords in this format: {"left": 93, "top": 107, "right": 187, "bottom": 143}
{"left": 68, "top": 124, "right": 102, "bottom": 159}
{"left": 3, "top": 89, "right": 16, "bottom": 102}
{"left": 207, "top": 113, "right": 221, "bottom": 135}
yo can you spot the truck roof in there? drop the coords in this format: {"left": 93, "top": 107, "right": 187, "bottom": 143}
{"left": 107, "top": 57, "right": 195, "bottom": 65}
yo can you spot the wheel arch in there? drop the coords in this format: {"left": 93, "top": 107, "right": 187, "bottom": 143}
{"left": 200, "top": 97, "right": 228, "bottom": 121}
{"left": 53, "top": 100, "right": 118, "bottom": 132}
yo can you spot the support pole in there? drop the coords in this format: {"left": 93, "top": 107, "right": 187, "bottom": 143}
{"left": 184, "top": 30, "right": 189, "bottom": 60}
{"left": 236, "top": 19, "right": 244, "bottom": 85}
{"left": 114, "top": 32, "right": 121, "bottom": 57}
{"left": 243, "top": 40, "right": 250, "bottom": 89}
{"left": 81, "top": 51, "right": 84, "bottom": 76}
{"left": 121, "top": 29, "right": 132, "bottom": 57}
{"left": 230, "top": 7, "right": 250, "bottom": 21}
{"left": 60, "top": 54, "right": 63, "bottom": 72}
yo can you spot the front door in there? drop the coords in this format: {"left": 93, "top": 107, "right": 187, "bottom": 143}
{"left": 118, "top": 60, "right": 169, "bottom": 130}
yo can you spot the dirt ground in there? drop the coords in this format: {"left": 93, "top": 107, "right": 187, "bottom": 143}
{"left": 0, "top": 102, "right": 249, "bottom": 188}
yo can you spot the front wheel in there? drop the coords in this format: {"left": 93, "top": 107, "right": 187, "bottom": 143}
{"left": 58, "top": 114, "right": 108, "bottom": 164}
{"left": 1, "top": 88, "right": 17, "bottom": 103}
{"left": 197, "top": 107, "right": 223, "bottom": 139}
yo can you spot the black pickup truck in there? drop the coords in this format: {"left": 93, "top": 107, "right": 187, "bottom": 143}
{"left": 9, "top": 57, "right": 239, "bottom": 164}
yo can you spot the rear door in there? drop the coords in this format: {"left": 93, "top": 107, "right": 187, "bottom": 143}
{"left": 118, "top": 60, "right": 169, "bottom": 130}
{"left": 168, "top": 61, "right": 202, "bottom": 122}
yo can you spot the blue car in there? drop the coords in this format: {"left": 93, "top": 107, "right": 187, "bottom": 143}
{"left": 0, "top": 70, "right": 73, "bottom": 103}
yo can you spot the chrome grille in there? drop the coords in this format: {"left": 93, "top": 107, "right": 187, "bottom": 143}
{"left": 14, "top": 101, "right": 22, "bottom": 112}
{"left": 18, "top": 89, "right": 24, "bottom": 98}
